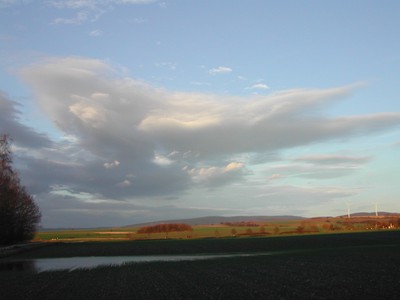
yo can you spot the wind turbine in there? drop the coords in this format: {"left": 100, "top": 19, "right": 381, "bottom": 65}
{"left": 346, "top": 202, "right": 351, "bottom": 219}
{"left": 375, "top": 202, "right": 378, "bottom": 217}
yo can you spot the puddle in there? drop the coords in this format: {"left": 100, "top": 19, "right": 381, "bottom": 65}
{"left": 0, "top": 253, "right": 272, "bottom": 272}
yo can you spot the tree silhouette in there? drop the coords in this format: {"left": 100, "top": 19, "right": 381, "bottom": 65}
{"left": 0, "top": 134, "right": 41, "bottom": 245}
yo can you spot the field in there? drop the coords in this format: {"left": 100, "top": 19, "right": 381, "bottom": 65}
{"left": 34, "top": 215, "right": 400, "bottom": 242}
{"left": 1, "top": 231, "right": 400, "bottom": 299}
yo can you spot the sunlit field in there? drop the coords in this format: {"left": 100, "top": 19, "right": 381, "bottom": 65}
{"left": 34, "top": 216, "right": 400, "bottom": 242}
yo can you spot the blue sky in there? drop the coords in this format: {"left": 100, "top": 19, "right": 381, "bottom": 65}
{"left": 1, "top": 0, "right": 400, "bottom": 228}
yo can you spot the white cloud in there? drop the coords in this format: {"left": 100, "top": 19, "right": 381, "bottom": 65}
{"left": 293, "top": 154, "right": 371, "bottom": 166}
{"left": 69, "top": 102, "right": 105, "bottom": 127}
{"left": 49, "top": 0, "right": 156, "bottom": 9}
{"left": 185, "top": 162, "right": 246, "bottom": 185}
{"left": 153, "top": 154, "right": 174, "bottom": 166}
{"left": 267, "top": 153, "right": 372, "bottom": 180}
{"left": 89, "top": 29, "right": 103, "bottom": 36}
{"left": 190, "top": 81, "right": 210, "bottom": 86}
{"left": 104, "top": 160, "right": 120, "bottom": 169}
{"left": 267, "top": 174, "right": 284, "bottom": 182}
{"left": 48, "top": 0, "right": 157, "bottom": 24}
{"left": 209, "top": 66, "right": 232, "bottom": 75}
{"left": 114, "top": 0, "right": 156, "bottom": 3}
{"left": 131, "top": 17, "right": 146, "bottom": 23}
{"left": 248, "top": 83, "right": 270, "bottom": 90}
{"left": 155, "top": 62, "right": 176, "bottom": 70}
{"left": 116, "top": 179, "right": 131, "bottom": 187}
{"left": 52, "top": 10, "right": 98, "bottom": 25}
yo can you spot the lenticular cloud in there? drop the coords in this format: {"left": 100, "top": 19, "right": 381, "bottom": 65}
{"left": 17, "top": 57, "right": 400, "bottom": 199}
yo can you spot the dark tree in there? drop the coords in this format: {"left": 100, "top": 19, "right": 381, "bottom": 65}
{"left": 0, "top": 134, "right": 41, "bottom": 245}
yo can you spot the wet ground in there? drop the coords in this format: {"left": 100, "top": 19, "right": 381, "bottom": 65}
{"left": 0, "top": 252, "right": 277, "bottom": 272}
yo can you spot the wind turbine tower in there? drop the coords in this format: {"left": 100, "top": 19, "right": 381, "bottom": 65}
{"left": 346, "top": 202, "right": 351, "bottom": 219}
{"left": 375, "top": 203, "right": 378, "bottom": 217}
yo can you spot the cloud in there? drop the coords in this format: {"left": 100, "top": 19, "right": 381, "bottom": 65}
{"left": 248, "top": 83, "right": 270, "bottom": 90}
{"left": 153, "top": 154, "right": 174, "bottom": 166}
{"left": 49, "top": 0, "right": 156, "bottom": 9}
{"left": 113, "top": 0, "right": 156, "bottom": 3}
{"left": 256, "top": 185, "right": 357, "bottom": 203}
{"left": 184, "top": 162, "right": 246, "bottom": 186}
{"left": 89, "top": 29, "right": 103, "bottom": 37}
{"left": 209, "top": 66, "right": 232, "bottom": 75}
{"left": 10, "top": 56, "right": 400, "bottom": 227}
{"left": 155, "top": 62, "right": 176, "bottom": 71}
{"left": 138, "top": 91, "right": 400, "bottom": 160}
{"left": 19, "top": 57, "right": 400, "bottom": 165}
{"left": 267, "top": 154, "right": 372, "bottom": 180}
{"left": 52, "top": 10, "right": 95, "bottom": 25}
{"left": 293, "top": 154, "right": 371, "bottom": 166}
{"left": 35, "top": 192, "right": 153, "bottom": 228}
{"left": 47, "top": 0, "right": 157, "bottom": 24}
{"left": 116, "top": 179, "right": 131, "bottom": 187}
{"left": 104, "top": 160, "right": 120, "bottom": 169}
{"left": 267, "top": 174, "right": 284, "bottom": 182}
{"left": 131, "top": 17, "right": 146, "bottom": 23}
{"left": 0, "top": 91, "right": 53, "bottom": 149}
{"left": 190, "top": 81, "right": 210, "bottom": 86}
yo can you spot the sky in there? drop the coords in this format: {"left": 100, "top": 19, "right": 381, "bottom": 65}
{"left": 1, "top": 0, "right": 400, "bottom": 228}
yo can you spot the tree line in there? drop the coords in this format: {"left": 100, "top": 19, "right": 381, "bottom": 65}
{"left": 221, "top": 221, "right": 259, "bottom": 227}
{"left": 137, "top": 223, "right": 193, "bottom": 234}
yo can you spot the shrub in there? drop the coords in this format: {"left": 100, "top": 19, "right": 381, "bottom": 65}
{"left": 137, "top": 223, "right": 193, "bottom": 234}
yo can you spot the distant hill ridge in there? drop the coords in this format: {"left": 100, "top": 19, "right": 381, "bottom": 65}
{"left": 125, "top": 215, "right": 305, "bottom": 227}
{"left": 337, "top": 212, "right": 400, "bottom": 218}
{"left": 41, "top": 212, "right": 400, "bottom": 230}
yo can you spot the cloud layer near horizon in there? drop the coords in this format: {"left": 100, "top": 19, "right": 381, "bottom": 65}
{"left": 2, "top": 56, "right": 400, "bottom": 226}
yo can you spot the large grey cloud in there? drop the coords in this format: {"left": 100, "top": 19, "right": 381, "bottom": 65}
{"left": 3, "top": 56, "right": 398, "bottom": 227}
{"left": 17, "top": 57, "right": 400, "bottom": 194}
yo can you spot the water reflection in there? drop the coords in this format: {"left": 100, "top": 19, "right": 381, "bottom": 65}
{"left": 0, "top": 252, "right": 272, "bottom": 273}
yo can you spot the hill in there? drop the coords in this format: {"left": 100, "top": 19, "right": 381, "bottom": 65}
{"left": 337, "top": 212, "right": 400, "bottom": 218}
{"left": 125, "top": 215, "right": 304, "bottom": 227}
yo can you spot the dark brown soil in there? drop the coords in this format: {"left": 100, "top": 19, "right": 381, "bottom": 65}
{"left": 1, "top": 231, "right": 399, "bottom": 300}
